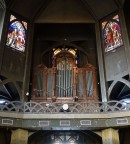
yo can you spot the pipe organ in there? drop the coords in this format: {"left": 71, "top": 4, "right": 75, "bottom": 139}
{"left": 31, "top": 49, "right": 98, "bottom": 103}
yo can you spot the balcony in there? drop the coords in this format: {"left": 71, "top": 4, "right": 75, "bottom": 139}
{"left": 0, "top": 100, "right": 130, "bottom": 130}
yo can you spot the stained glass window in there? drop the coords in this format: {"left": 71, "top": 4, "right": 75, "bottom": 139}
{"left": 6, "top": 15, "right": 27, "bottom": 52}
{"left": 102, "top": 14, "right": 123, "bottom": 52}
{"left": 53, "top": 48, "right": 77, "bottom": 57}
{"left": 53, "top": 48, "right": 61, "bottom": 56}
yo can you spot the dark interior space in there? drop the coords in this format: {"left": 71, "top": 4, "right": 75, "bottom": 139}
{"left": 28, "top": 130, "right": 102, "bottom": 144}
{"left": 32, "top": 23, "right": 97, "bottom": 68}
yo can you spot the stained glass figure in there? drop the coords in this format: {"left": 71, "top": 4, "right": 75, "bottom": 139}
{"left": 6, "top": 15, "right": 27, "bottom": 52}
{"left": 102, "top": 14, "right": 123, "bottom": 52}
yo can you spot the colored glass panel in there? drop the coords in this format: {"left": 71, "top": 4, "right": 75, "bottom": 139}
{"left": 102, "top": 14, "right": 123, "bottom": 52}
{"left": 6, "top": 15, "right": 27, "bottom": 52}
{"left": 53, "top": 48, "right": 77, "bottom": 57}
{"left": 53, "top": 48, "right": 61, "bottom": 56}
{"left": 68, "top": 48, "right": 76, "bottom": 56}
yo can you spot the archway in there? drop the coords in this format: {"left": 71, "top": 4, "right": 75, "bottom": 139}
{"left": 28, "top": 130, "right": 102, "bottom": 144}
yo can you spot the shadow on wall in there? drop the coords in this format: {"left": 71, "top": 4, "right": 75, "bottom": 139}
{"left": 0, "top": 128, "right": 11, "bottom": 144}
{"left": 119, "top": 128, "right": 130, "bottom": 144}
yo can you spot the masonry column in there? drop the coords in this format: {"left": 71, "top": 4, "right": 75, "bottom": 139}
{"left": 11, "top": 129, "right": 28, "bottom": 144}
{"left": 102, "top": 128, "right": 120, "bottom": 144}
{"left": 95, "top": 21, "right": 108, "bottom": 102}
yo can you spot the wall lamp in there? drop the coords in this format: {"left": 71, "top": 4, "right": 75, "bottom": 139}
{"left": 60, "top": 104, "right": 70, "bottom": 112}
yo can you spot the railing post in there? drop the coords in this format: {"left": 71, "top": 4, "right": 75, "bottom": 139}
{"left": 102, "top": 102, "right": 108, "bottom": 112}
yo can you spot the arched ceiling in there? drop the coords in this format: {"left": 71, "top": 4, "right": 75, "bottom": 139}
{"left": 6, "top": 0, "right": 125, "bottom": 22}
{"left": 35, "top": 0, "right": 95, "bottom": 23}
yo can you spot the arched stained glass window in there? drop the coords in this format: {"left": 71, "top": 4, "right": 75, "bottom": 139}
{"left": 6, "top": 14, "right": 27, "bottom": 52}
{"left": 102, "top": 14, "right": 123, "bottom": 52}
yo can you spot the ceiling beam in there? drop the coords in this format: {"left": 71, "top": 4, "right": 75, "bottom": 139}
{"left": 5, "top": 0, "right": 16, "bottom": 10}
{"left": 81, "top": 0, "right": 98, "bottom": 21}
{"left": 0, "top": 0, "right": 6, "bottom": 9}
{"left": 113, "top": 0, "right": 123, "bottom": 9}
{"left": 31, "top": 0, "right": 52, "bottom": 22}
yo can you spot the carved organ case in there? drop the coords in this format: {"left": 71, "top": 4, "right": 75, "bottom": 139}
{"left": 31, "top": 48, "right": 98, "bottom": 102}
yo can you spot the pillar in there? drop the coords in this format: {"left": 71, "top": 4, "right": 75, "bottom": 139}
{"left": 11, "top": 129, "right": 28, "bottom": 144}
{"left": 22, "top": 23, "right": 34, "bottom": 101}
{"left": 102, "top": 128, "right": 120, "bottom": 144}
{"left": 95, "top": 22, "right": 108, "bottom": 102}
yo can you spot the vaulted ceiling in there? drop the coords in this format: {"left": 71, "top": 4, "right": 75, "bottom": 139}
{"left": 6, "top": 0, "right": 125, "bottom": 22}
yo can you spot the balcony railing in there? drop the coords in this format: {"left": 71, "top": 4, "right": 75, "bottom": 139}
{"left": 0, "top": 100, "right": 129, "bottom": 114}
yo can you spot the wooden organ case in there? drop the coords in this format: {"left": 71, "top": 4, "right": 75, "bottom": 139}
{"left": 31, "top": 49, "right": 99, "bottom": 103}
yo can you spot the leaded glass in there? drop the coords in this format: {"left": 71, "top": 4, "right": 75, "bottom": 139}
{"left": 6, "top": 14, "right": 27, "bottom": 52}
{"left": 102, "top": 14, "right": 123, "bottom": 52}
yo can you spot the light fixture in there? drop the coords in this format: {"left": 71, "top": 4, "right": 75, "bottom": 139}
{"left": 26, "top": 92, "right": 29, "bottom": 96}
{"left": 0, "top": 100, "right": 5, "bottom": 104}
{"left": 62, "top": 104, "right": 69, "bottom": 111}
{"left": 120, "top": 99, "right": 130, "bottom": 110}
{"left": 46, "top": 103, "right": 50, "bottom": 107}
{"left": 122, "top": 99, "right": 130, "bottom": 104}
{"left": 120, "top": 99, "right": 130, "bottom": 106}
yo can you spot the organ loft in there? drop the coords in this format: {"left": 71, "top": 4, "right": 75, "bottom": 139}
{"left": 31, "top": 48, "right": 98, "bottom": 103}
